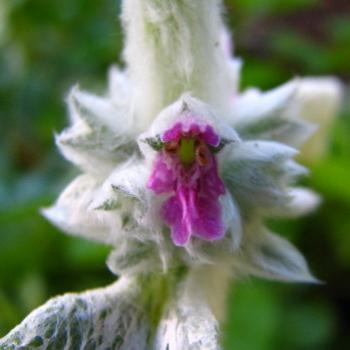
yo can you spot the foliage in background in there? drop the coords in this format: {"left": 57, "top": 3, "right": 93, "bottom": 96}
{"left": 0, "top": 0, "right": 349, "bottom": 349}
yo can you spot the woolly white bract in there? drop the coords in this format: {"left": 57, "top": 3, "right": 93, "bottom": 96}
{"left": 3, "top": 0, "right": 342, "bottom": 349}
{"left": 43, "top": 77, "right": 321, "bottom": 281}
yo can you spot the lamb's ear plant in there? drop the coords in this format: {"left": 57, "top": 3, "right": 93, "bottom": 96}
{"left": 0, "top": 1, "right": 343, "bottom": 349}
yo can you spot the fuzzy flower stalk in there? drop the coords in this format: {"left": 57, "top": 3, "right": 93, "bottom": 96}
{"left": 1, "top": 1, "right": 343, "bottom": 349}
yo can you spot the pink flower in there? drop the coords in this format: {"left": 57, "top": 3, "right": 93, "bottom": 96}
{"left": 147, "top": 121, "right": 226, "bottom": 246}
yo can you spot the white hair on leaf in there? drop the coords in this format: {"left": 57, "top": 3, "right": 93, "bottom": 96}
{"left": 107, "top": 241, "right": 162, "bottom": 276}
{"left": 221, "top": 140, "right": 302, "bottom": 216}
{"left": 234, "top": 79, "right": 299, "bottom": 122}
{"left": 233, "top": 79, "right": 316, "bottom": 147}
{"left": 42, "top": 174, "right": 121, "bottom": 245}
{"left": 235, "top": 226, "right": 319, "bottom": 283}
{"left": 56, "top": 83, "right": 135, "bottom": 177}
{"left": 0, "top": 277, "right": 151, "bottom": 350}
{"left": 273, "top": 187, "right": 321, "bottom": 218}
{"left": 220, "top": 193, "right": 242, "bottom": 250}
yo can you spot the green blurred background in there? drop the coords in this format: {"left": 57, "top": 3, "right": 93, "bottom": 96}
{"left": 0, "top": 0, "right": 349, "bottom": 349}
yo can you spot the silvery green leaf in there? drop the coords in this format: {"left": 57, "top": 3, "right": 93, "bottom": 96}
{"left": 281, "top": 159, "right": 309, "bottom": 183}
{"left": 270, "top": 187, "right": 321, "bottom": 218}
{"left": 227, "top": 140, "right": 298, "bottom": 162}
{"left": 57, "top": 131, "right": 134, "bottom": 177}
{"left": 89, "top": 160, "right": 166, "bottom": 246}
{"left": 107, "top": 241, "right": 161, "bottom": 275}
{"left": 220, "top": 193, "right": 242, "bottom": 249}
{"left": 42, "top": 174, "right": 122, "bottom": 245}
{"left": 57, "top": 86, "right": 136, "bottom": 176}
{"left": 0, "top": 278, "right": 151, "bottom": 350}
{"left": 233, "top": 80, "right": 315, "bottom": 147}
{"left": 90, "top": 158, "right": 148, "bottom": 212}
{"left": 68, "top": 85, "right": 131, "bottom": 133}
{"left": 107, "top": 159, "right": 148, "bottom": 202}
{"left": 235, "top": 80, "right": 297, "bottom": 119}
{"left": 221, "top": 140, "right": 299, "bottom": 214}
{"left": 237, "top": 228, "right": 318, "bottom": 283}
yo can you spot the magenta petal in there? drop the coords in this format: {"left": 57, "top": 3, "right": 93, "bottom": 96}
{"left": 147, "top": 156, "right": 175, "bottom": 194}
{"left": 161, "top": 160, "right": 226, "bottom": 245}
{"left": 191, "top": 193, "right": 225, "bottom": 240}
{"left": 162, "top": 185, "right": 225, "bottom": 245}
{"left": 161, "top": 122, "right": 183, "bottom": 142}
{"left": 201, "top": 158, "right": 226, "bottom": 196}
{"left": 162, "top": 195, "right": 191, "bottom": 246}
{"left": 187, "top": 123, "right": 200, "bottom": 135}
{"left": 190, "top": 162, "right": 225, "bottom": 240}
{"left": 202, "top": 125, "right": 220, "bottom": 147}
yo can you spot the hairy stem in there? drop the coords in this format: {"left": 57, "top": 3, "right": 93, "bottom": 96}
{"left": 122, "top": 0, "right": 233, "bottom": 129}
